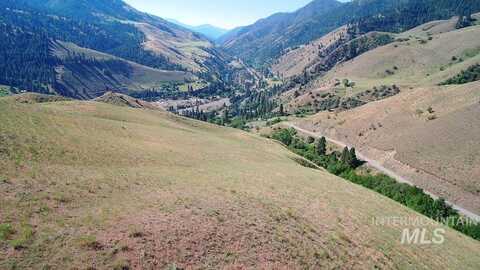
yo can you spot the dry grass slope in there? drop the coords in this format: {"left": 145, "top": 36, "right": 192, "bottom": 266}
{"left": 94, "top": 92, "right": 162, "bottom": 110}
{"left": 0, "top": 95, "right": 479, "bottom": 269}
{"left": 324, "top": 25, "right": 480, "bottom": 87}
{"left": 289, "top": 22, "right": 480, "bottom": 216}
{"left": 272, "top": 26, "right": 348, "bottom": 78}
{"left": 136, "top": 23, "right": 214, "bottom": 72}
{"left": 52, "top": 41, "right": 191, "bottom": 99}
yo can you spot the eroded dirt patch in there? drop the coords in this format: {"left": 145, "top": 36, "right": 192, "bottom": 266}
{"left": 95, "top": 195, "right": 392, "bottom": 269}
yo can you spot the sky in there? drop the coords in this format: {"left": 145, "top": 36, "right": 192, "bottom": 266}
{"left": 123, "top": 0, "right": 315, "bottom": 29}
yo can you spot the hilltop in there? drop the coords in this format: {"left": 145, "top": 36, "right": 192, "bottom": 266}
{"left": 94, "top": 91, "right": 162, "bottom": 110}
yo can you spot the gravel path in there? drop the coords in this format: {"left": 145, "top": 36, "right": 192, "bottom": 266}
{"left": 285, "top": 123, "right": 480, "bottom": 222}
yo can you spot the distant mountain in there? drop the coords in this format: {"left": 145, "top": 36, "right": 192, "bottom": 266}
{"left": 222, "top": 0, "right": 480, "bottom": 67}
{"left": 0, "top": 0, "right": 234, "bottom": 98}
{"left": 166, "top": 18, "right": 228, "bottom": 40}
{"left": 193, "top": 24, "right": 229, "bottom": 40}
{"left": 216, "top": 26, "right": 244, "bottom": 44}
{"left": 221, "top": 0, "right": 343, "bottom": 67}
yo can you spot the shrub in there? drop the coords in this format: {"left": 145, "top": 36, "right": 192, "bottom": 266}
{"left": 0, "top": 223, "right": 15, "bottom": 241}
{"left": 113, "top": 258, "right": 130, "bottom": 270}
{"left": 266, "top": 118, "right": 283, "bottom": 126}
{"left": 229, "top": 118, "right": 247, "bottom": 130}
{"left": 271, "top": 128, "right": 297, "bottom": 146}
{"left": 77, "top": 235, "right": 103, "bottom": 250}
{"left": 427, "top": 114, "right": 437, "bottom": 121}
{"left": 9, "top": 224, "right": 34, "bottom": 249}
{"left": 440, "top": 64, "right": 480, "bottom": 85}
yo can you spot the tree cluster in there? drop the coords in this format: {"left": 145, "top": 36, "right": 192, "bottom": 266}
{"left": 269, "top": 128, "right": 480, "bottom": 241}
{"left": 440, "top": 64, "right": 480, "bottom": 85}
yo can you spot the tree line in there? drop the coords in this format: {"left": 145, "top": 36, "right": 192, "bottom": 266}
{"left": 269, "top": 128, "right": 480, "bottom": 241}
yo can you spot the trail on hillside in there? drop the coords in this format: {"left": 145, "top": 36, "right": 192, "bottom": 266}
{"left": 285, "top": 123, "right": 480, "bottom": 222}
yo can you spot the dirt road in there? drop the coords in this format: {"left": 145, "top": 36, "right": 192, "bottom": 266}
{"left": 285, "top": 123, "right": 480, "bottom": 222}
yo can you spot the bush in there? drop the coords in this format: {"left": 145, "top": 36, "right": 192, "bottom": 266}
{"left": 266, "top": 118, "right": 283, "bottom": 126}
{"left": 229, "top": 118, "right": 247, "bottom": 130}
{"left": 271, "top": 128, "right": 297, "bottom": 146}
{"left": 9, "top": 224, "right": 34, "bottom": 249}
{"left": 440, "top": 64, "right": 480, "bottom": 85}
{"left": 0, "top": 223, "right": 15, "bottom": 241}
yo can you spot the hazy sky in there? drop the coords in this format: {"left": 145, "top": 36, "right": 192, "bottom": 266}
{"left": 124, "top": 0, "right": 315, "bottom": 29}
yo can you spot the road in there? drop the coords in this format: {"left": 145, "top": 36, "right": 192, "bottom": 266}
{"left": 285, "top": 123, "right": 480, "bottom": 222}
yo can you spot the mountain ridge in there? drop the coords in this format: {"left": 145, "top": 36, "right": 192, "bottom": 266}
{"left": 0, "top": 0, "right": 238, "bottom": 98}
{"left": 221, "top": 0, "right": 480, "bottom": 67}
{"left": 166, "top": 18, "right": 229, "bottom": 40}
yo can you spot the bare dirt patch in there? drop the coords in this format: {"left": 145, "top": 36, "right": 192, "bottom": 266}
{"left": 97, "top": 196, "right": 392, "bottom": 270}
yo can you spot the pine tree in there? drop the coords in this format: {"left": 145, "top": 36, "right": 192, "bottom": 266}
{"left": 349, "top": 147, "right": 358, "bottom": 168}
{"left": 222, "top": 109, "right": 229, "bottom": 125}
{"left": 341, "top": 147, "right": 350, "bottom": 165}
{"left": 279, "top": 104, "right": 284, "bottom": 116}
{"left": 316, "top": 137, "right": 327, "bottom": 156}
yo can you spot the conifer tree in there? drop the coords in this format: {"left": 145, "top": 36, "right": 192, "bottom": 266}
{"left": 349, "top": 147, "right": 358, "bottom": 168}
{"left": 341, "top": 147, "right": 350, "bottom": 165}
{"left": 316, "top": 137, "right": 327, "bottom": 156}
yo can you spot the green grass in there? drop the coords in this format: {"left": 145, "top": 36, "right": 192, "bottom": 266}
{"left": 461, "top": 47, "right": 480, "bottom": 59}
{"left": 266, "top": 78, "right": 284, "bottom": 87}
{"left": 9, "top": 224, "right": 34, "bottom": 249}
{"left": 0, "top": 223, "right": 15, "bottom": 241}
{"left": 178, "top": 81, "right": 208, "bottom": 92}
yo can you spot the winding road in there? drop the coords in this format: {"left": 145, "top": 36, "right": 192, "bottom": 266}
{"left": 285, "top": 123, "right": 480, "bottom": 222}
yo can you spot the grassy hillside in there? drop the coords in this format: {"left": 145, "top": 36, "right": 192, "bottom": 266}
{"left": 283, "top": 22, "right": 480, "bottom": 110}
{"left": 51, "top": 41, "right": 191, "bottom": 99}
{"left": 271, "top": 26, "right": 348, "bottom": 79}
{"left": 295, "top": 81, "right": 480, "bottom": 213}
{"left": 272, "top": 28, "right": 394, "bottom": 80}
{"left": 0, "top": 94, "right": 480, "bottom": 269}
{"left": 286, "top": 22, "right": 480, "bottom": 217}
{"left": 325, "top": 24, "right": 480, "bottom": 87}
{"left": 135, "top": 23, "right": 215, "bottom": 72}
